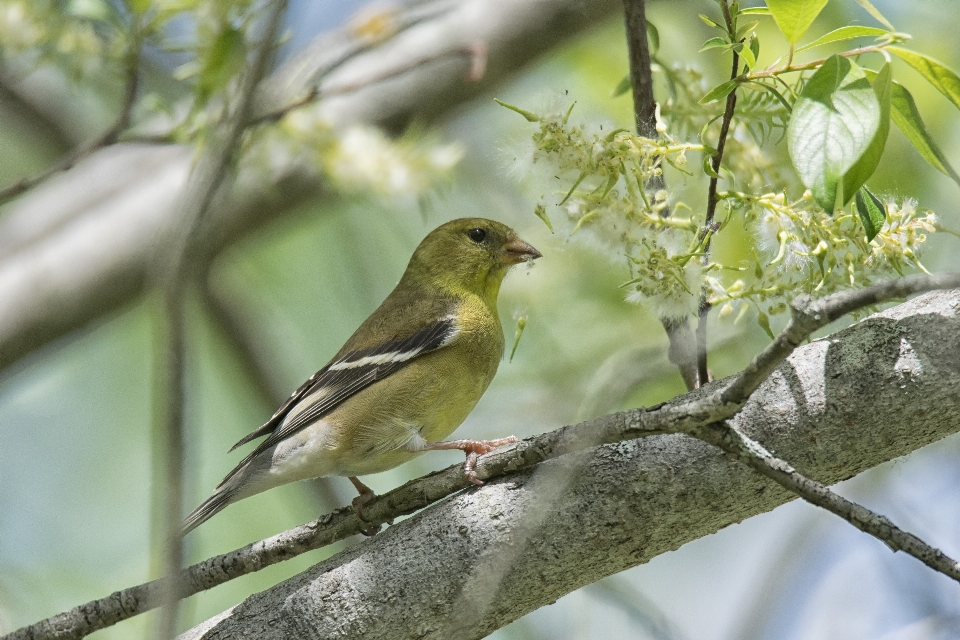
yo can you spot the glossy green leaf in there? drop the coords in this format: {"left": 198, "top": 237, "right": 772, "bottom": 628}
{"left": 740, "top": 40, "right": 757, "bottom": 69}
{"left": 842, "top": 62, "right": 890, "bottom": 204}
{"left": 889, "top": 81, "right": 960, "bottom": 186}
{"left": 889, "top": 47, "right": 960, "bottom": 111}
{"left": 700, "top": 79, "right": 739, "bottom": 104}
{"left": 740, "top": 7, "right": 771, "bottom": 15}
{"left": 795, "top": 26, "right": 888, "bottom": 54}
{"left": 855, "top": 186, "right": 886, "bottom": 241}
{"left": 787, "top": 55, "right": 882, "bottom": 210}
{"left": 766, "top": 0, "right": 830, "bottom": 44}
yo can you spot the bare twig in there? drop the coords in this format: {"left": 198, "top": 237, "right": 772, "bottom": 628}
{"left": 153, "top": 5, "right": 287, "bottom": 638}
{"left": 696, "top": 0, "right": 740, "bottom": 388}
{"left": 695, "top": 420, "right": 960, "bottom": 581}
{"left": 719, "top": 272, "right": 960, "bottom": 407}
{"left": 623, "top": 0, "right": 699, "bottom": 390}
{"left": 0, "top": 23, "right": 143, "bottom": 205}
{"left": 8, "top": 275, "right": 958, "bottom": 640}
{"left": 249, "top": 45, "right": 486, "bottom": 126}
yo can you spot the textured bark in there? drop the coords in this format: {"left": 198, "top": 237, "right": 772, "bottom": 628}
{"left": 0, "top": 0, "right": 618, "bottom": 370}
{"left": 179, "top": 290, "right": 960, "bottom": 640}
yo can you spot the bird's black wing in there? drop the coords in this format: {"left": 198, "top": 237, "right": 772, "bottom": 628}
{"left": 218, "top": 316, "right": 458, "bottom": 487}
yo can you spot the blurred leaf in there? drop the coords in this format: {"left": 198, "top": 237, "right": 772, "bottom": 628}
{"left": 888, "top": 80, "right": 960, "bottom": 186}
{"left": 67, "top": 0, "right": 115, "bottom": 23}
{"left": 757, "top": 310, "right": 775, "bottom": 339}
{"left": 746, "top": 80, "right": 792, "bottom": 111}
{"left": 700, "top": 79, "right": 738, "bottom": 104}
{"left": 700, "top": 36, "right": 730, "bottom": 52}
{"left": 842, "top": 61, "right": 890, "bottom": 204}
{"left": 889, "top": 47, "right": 960, "bottom": 111}
{"left": 197, "top": 26, "right": 246, "bottom": 102}
{"left": 766, "top": 0, "right": 830, "bottom": 44}
{"left": 509, "top": 316, "right": 526, "bottom": 362}
{"left": 855, "top": 185, "right": 885, "bottom": 241}
{"left": 612, "top": 75, "right": 632, "bottom": 98}
{"left": 647, "top": 20, "right": 660, "bottom": 55}
{"left": 127, "top": 0, "right": 151, "bottom": 16}
{"left": 699, "top": 14, "right": 725, "bottom": 31}
{"left": 534, "top": 203, "right": 554, "bottom": 232}
{"left": 795, "top": 25, "right": 888, "bottom": 54}
{"left": 787, "top": 55, "right": 882, "bottom": 210}
{"left": 750, "top": 33, "right": 761, "bottom": 61}
{"left": 854, "top": 0, "right": 896, "bottom": 30}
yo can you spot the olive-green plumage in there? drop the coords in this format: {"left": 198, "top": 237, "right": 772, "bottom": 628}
{"left": 183, "top": 218, "right": 540, "bottom": 534}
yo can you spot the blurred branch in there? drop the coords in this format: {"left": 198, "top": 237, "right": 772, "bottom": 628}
{"left": 0, "top": 74, "right": 73, "bottom": 154}
{"left": 7, "top": 281, "right": 960, "bottom": 640}
{"left": 154, "top": 5, "right": 287, "bottom": 638}
{"left": 0, "top": 0, "right": 621, "bottom": 374}
{"left": 622, "top": 0, "right": 698, "bottom": 390}
{"left": 0, "top": 21, "right": 143, "bottom": 205}
{"left": 697, "top": 0, "right": 739, "bottom": 387}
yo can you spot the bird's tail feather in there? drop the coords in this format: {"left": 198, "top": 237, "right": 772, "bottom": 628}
{"left": 182, "top": 488, "right": 235, "bottom": 536}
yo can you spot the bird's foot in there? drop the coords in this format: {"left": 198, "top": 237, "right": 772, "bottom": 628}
{"left": 422, "top": 436, "right": 518, "bottom": 486}
{"left": 348, "top": 476, "right": 392, "bottom": 536}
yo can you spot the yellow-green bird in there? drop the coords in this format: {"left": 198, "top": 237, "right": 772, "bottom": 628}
{"left": 182, "top": 218, "right": 541, "bottom": 535}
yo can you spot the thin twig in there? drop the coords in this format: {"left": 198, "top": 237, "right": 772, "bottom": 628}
{"left": 623, "top": 0, "right": 699, "bottom": 391}
{"left": 249, "top": 44, "right": 485, "bottom": 126}
{"left": 0, "top": 22, "right": 143, "bottom": 205}
{"left": 154, "top": 4, "right": 287, "bottom": 638}
{"left": 8, "top": 274, "right": 958, "bottom": 640}
{"left": 695, "top": 421, "right": 960, "bottom": 582}
{"left": 696, "top": 0, "right": 740, "bottom": 388}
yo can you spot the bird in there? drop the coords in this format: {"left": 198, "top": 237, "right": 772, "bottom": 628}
{"left": 182, "top": 218, "right": 541, "bottom": 535}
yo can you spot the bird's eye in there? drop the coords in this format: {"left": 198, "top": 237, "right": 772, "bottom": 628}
{"left": 467, "top": 228, "right": 487, "bottom": 243}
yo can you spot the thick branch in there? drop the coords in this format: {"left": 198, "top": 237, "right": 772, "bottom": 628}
{"left": 0, "top": 0, "right": 620, "bottom": 373}
{"left": 8, "top": 281, "right": 959, "bottom": 640}
{"left": 174, "top": 289, "right": 960, "bottom": 640}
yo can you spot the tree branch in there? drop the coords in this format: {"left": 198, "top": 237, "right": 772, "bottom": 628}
{"left": 7, "top": 277, "right": 958, "bottom": 640}
{"left": 695, "top": 420, "right": 960, "bottom": 581}
{"left": 0, "top": 0, "right": 621, "bottom": 374}
{"left": 172, "top": 288, "right": 960, "bottom": 640}
{"left": 696, "top": 0, "right": 740, "bottom": 387}
{"left": 623, "top": 0, "right": 699, "bottom": 390}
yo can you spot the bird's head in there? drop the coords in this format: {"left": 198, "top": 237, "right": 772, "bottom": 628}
{"left": 403, "top": 218, "right": 541, "bottom": 300}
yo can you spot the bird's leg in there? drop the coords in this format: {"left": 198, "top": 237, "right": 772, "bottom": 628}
{"left": 348, "top": 476, "right": 384, "bottom": 536}
{"left": 420, "top": 436, "right": 518, "bottom": 485}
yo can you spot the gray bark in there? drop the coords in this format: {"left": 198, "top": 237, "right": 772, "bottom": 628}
{"left": 179, "top": 290, "right": 960, "bottom": 639}
{"left": 0, "top": 0, "right": 618, "bottom": 370}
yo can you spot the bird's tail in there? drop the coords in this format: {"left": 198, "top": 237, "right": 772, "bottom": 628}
{"left": 181, "top": 486, "right": 237, "bottom": 536}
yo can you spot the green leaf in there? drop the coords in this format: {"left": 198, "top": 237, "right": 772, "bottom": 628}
{"left": 740, "top": 7, "right": 771, "bottom": 15}
{"left": 757, "top": 310, "right": 776, "bottom": 340}
{"left": 700, "top": 36, "right": 730, "bottom": 52}
{"left": 700, "top": 79, "right": 739, "bottom": 104}
{"left": 855, "top": 186, "right": 886, "bottom": 241}
{"left": 699, "top": 13, "right": 725, "bottom": 30}
{"left": 533, "top": 203, "right": 554, "bottom": 232}
{"left": 197, "top": 27, "right": 245, "bottom": 102}
{"left": 787, "top": 55, "right": 883, "bottom": 210}
{"left": 127, "top": 0, "right": 151, "bottom": 16}
{"left": 611, "top": 76, "right": 631, "bottom": 98}
{"left": 740, "top": 40, "right": 757, "bottom": 69}
{"left": 889, "top": 81, "right": 960, "bottom": 187}
{"left": 746, "top": 80, "right": 792, "bottom": 111}
{"left": 854, "top": 0, "right": 895, "bottom": 30}
{"left": 842, "top": 61, "right": 890, "bottom": 204}
{"left": 647, "top": 20, "right": 660, "bottom": 55}
{"left": 889, "top": 47, "right": 960, "bottom": 111}
{"left": 67, "top": 0, "right": 115, "bottom": 22}
{"left": 750, "top": 33, "right": 761, "bottom": 60}
{"left": 795, "top": 25, "right": 888, "bottom": 54}
{"left": 493, "top": 98, "right": 540, "bottom": 122}
{"left": 736, "top": 20, "right": 761, "bottom": 41}
{"left": 766, "top": 0, "right": 830, "bottom": 44}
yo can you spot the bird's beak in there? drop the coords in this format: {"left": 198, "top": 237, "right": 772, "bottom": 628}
{"left": 502, "top": 237, "right": 542, "bottom": 264}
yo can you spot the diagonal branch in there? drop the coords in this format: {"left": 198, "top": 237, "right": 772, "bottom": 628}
{"left": 694, "top": 420, "right": 960, "bottom": 581}
{"left": 6, "top": 275, "right": 958, "bottom": 640}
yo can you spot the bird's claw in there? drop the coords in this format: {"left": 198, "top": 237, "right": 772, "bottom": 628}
{"left": 461, "top": 436, "right": 518, "bottom": 486}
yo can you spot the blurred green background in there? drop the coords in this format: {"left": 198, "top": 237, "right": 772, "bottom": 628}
{"left": 2, "top": 1, "right": 960, "bottom": 638}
